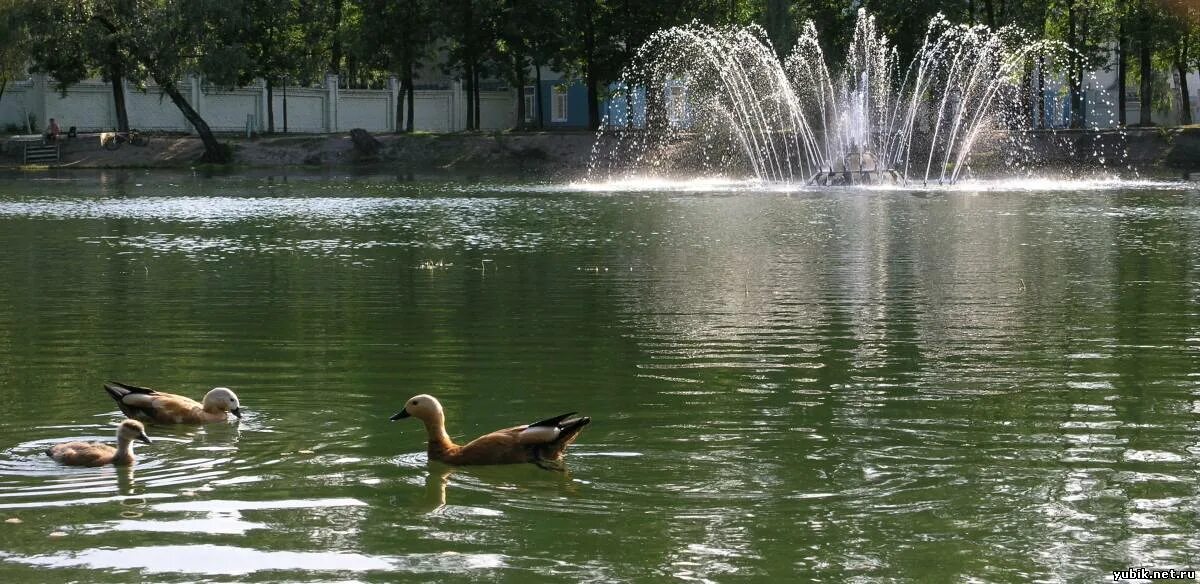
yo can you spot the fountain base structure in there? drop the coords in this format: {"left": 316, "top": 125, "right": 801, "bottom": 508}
{"left": 808, "top": 168, "right": 904, "bottom": 186}
{"left": 807, "top": 149, "right": 903, "bottom": 186}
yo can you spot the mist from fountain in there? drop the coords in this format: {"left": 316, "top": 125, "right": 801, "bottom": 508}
{"left": 589, "top": 9, "right": 1080, "bottom": 186}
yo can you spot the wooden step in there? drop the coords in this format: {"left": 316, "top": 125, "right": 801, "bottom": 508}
{"left": 23, "top": 143, "right": 59, "bottom": 164}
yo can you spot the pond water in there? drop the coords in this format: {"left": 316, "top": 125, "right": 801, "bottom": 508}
{"left": 0, "top": 171, "right": 1196, "bottom": 582}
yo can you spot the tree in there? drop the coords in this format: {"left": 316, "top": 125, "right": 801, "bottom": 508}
{"left": 354, "top": 0, "right": 434, "bottom": 132}
{"left": 24, "top": 0, "right": 137, "bottom": 132}
{"left": 0, "top": 0, "right": 29, "bottom": 114}
{"left": 444, "top": 0, "right": 500, "bottom": 131}
{"left": 1118, "top": 0, "right": 1130, "bottom": 126}
{"left": 244, "top": 0, "right": 335, "bottom": 133}
{"left": 1162, "top": 0, "right": 1199, "bottom": 124}
{"left": 29, "top": 0, "right": 263, "bottom": 162}
{"left": 523, "top": 0, "right": 573, "bottom": 130}
{"left": 1137, "top": 0, "right": 1158, "bottom": 125}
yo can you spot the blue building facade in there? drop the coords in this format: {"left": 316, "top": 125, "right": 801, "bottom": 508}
{"left": 522, "top": 80, "right": 590, "bottom": 129}
{"left": 522, "top": 79, "right": 688, "bottom": 129}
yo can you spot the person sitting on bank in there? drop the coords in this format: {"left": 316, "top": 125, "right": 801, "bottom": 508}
{"left": 45, "top": 118, "right": 61, "bottom": 142}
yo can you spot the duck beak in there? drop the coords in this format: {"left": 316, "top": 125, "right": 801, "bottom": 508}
{"left": 231, "top": 407, "right": 242, "bottom": 419}
{"left": 137, "top": 432, "right": 152, "bottom": 445}
{"left": 389, "top": 409, "right": 411, "bottom": 421}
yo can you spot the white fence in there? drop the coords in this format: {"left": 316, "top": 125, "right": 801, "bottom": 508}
{"left": 0, "top": 73, "right": 516, "bottom": 134}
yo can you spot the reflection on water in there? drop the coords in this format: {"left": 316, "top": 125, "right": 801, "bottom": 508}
{"left": 0, "top": 544, "right": 505, "bottom": 576}
{"left": 0, "top": 172, "right": 1197, "bottom": 581}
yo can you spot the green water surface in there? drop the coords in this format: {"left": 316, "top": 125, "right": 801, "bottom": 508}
{"left": 0, "top": 172, "right": 1196, "bottom": 582}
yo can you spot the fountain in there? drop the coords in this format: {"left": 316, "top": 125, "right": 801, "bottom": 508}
{"left": 590, "top": 10, "right": 1076, "bottom": 186}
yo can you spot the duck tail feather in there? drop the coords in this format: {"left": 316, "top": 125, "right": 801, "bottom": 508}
{"left": 105, "top": 381, "right": 156, "bottom": 395}
{"left": 528, "top": 412, "right": 577, "bottom": 428}
{"left": 560, "top": 416, "right": 591, "bottom": 434}
{"left": 103, "top": 383, "right": 130, "bottom": 401}
{"left": 542, "top": 416, "right": 590, "bottom": 460}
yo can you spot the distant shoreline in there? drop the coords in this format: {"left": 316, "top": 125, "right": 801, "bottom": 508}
{"left": 0, "top": 131, "right": 602, "bottom": 178}
{"left": 2, "top": 127, "right": 1196, "bottom": 177}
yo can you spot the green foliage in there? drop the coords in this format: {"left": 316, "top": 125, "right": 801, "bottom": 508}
{"left": 9, "top": 0, "right": 1199, "bottom": 129}
{"left": 0, "top": 0, "right": 29, "bottom": 94}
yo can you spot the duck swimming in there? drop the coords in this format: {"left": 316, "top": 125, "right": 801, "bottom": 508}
{"left": 104, "top": 381, "right": 242, "bottom": 424}
{"left": 390, "top": 394, "right": 590, "bottom": 467}
{"left": 46, "top": 419, "right": 152, "bottom": 467}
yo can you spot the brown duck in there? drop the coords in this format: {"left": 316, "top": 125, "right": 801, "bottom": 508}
{"left": 104, "top": 381, "right": 242, "bottom": 424}
{"left": 389, "top": 394, "right": 590, "bottom": 466}
{"left": 47, "top": 419, "right": 152, "bottom": 467}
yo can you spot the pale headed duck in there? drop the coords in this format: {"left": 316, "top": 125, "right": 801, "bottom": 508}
{"left": 104, "top": 381, "right": 242, "bottom": 424}
{"left": 390, "top": 394, "right": 590, "bottom": 467}
{"left": 47, "top": 419, "right": 152, "bottom": 467}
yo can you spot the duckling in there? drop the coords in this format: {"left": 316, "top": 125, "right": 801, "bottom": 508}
{"left": 46, "top": 419, "right": 152, "bottom": 467}
{"left": 390, "top": 394, "right": 590, "bottom": 466}
{"left": 103, "top": 381, "right": 242, "bottom": 424}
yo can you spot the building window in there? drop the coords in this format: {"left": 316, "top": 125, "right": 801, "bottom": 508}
{"left": 523, "top": 86, "right": 536, "bottom": 122}
{"left": 552, "top": 84, "right": 569, "bottom": 122}
{"left": 664, "top": 81, "right": 686, "bottom": 124}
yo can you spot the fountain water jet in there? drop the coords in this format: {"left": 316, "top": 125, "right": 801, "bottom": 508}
{"left": 589, "top": 10, "right": 1076, "bottom": 186}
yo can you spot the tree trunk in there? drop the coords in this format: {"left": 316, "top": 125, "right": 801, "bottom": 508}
{"left": 465, "top": 62, "right": 475, "bottom": 131}
{"left": 159, "top": 79, "right": 227, "bottom": 163}
{"left": 1177, "top": 38, "right": 1193, "bottom": 125}
{"left": 462, "top": 0, "right": 475, "bottom": 131}
{"left": 1038, "top": 55, "right": 1046, "bottom": 129}
{"left": 1022, "top": 63, "right": 1034, "bottom": 128}
{"left": 109, "top": 78, "right": 129, "bottom": 132}
{"left": 266, "top": 78, "right": 275, "bottom": 134}
{"left": 1067, "top": 1, "right": 1083, "bottom": 129}
{"left": 646, "top": 81, "right": 664, "bottom": 132}
{"left": 514, "top": 56, "right": 526, "bottom": 131}
{"left": 1079, "top": 3, "right": 1090, "bottom": 127}
{"left": 1139, "top": 24, "right": 1153, "bottom": 126}
{"left": 405, "top": 59, "right": 415, "bottom": 133}
{"left": 984, "top": 0, "right": 995, "bottom": 28}
{"left": 1118, "top": 16, "right": 1128, "bottom": 126}
{"left": 581, "top": 0, "right": 600, "bottom": 130}
{"left": 535, "top": 64, "right": 544, "bottom": 129}
{"left": 474, "top": 67, "right": 481, "bottom": 130}
{"left": 103, "top": 41, "right": 131, "bottom": 132}
{"left": 329, "top": 0, "right": 344, "bottom": 76}
{"left": 0, "top": 78, "right": 6, "bottom": 106}
{"left": 395, "top": 78, "right": 405, "bottom": 133}
{"left": 282, "top": 81, "right": 289, "bottom": 133}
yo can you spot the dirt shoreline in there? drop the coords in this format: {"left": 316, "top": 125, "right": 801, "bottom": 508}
{"left": 2, "top": 127, "right": 1196, "bottom": 178}
{"left": 0, "top": 131, "right": 603, "bottom": 178}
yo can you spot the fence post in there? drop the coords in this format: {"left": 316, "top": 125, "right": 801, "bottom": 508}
{"left": 325, "top": 72, "right": 339, "bottom": 133}
{"left": 258, "top": 78, "right": 268, "bottom": 133}
{"left": 388, "top": 76, "right": 399, "bottom": 132}
{"left": 30, "top": 73, "right": 48, "bottom": 133}
{"left": 188, "top": 74, "right": 203, "bottom": 134}
{"left": 453, "top": 79, "right": 464, "bottom": 131}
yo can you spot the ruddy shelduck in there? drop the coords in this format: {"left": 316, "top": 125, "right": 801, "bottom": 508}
{"left": 389, "top": 394, "right": 590, "bottom": 467}
{"left": 46, "top": 419, "right": 152, "bottom": 467}
{"left": 103, "top": 381, "right": 242, "bottom": 424}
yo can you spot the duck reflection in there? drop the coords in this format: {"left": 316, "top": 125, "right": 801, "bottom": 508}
{"left": 420, "top": 461, "right": 581, "bottom": 515}
{"left": 115, "top": 465, "right": 138, "bottom": 497}
{"left": 423, "top": 464, "right": 452, "bottom": 513}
